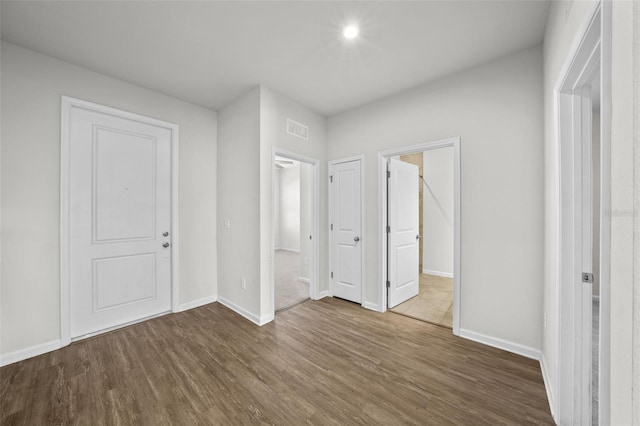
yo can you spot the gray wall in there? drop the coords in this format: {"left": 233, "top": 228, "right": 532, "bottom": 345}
{"left": 328, "top": 46, "right": 544, "bottom": 351}
{"left": 0, "top": 42, "right": 218, "bottom": 357}
{"left": 217, "top": 88, "right": 261, "bottom": 317}
{"left": 422, "top": 147, "right": 454, "bottom": 277}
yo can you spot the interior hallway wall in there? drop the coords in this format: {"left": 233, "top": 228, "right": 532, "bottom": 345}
{"left": 217, "top": 88, "right": 261, "bottom": 318}
{"left": 422, "top": 147, "right": 454, "bottom": 277}
{"left": 1, "top": 42, "right": 218, "bottom": 359}
{"left": 259, "top": 87, "right": 328, "bottom": 319}
{"left": 278, "top": 165, "right": 301, "bottom": 252}
{"left": 328, "top": 46, "right": 544, "bottom": 352}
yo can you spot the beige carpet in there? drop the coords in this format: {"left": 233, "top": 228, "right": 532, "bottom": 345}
{"left": 275, "top": 250, "right": 309, "bottom": 312}
{"left": 391, "top": 274, "right": 453, "bottom": 328}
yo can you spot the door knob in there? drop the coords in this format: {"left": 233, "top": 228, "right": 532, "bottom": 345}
{"left": 163, "top": 231, "right": 169, "bottom": 237}
{"left": 354, "top": 236, "right": 360, "bottom": 242}
{"left": 416, "top": 235, "right": 421, "bottom": 240}
{"left": 162, "top": 242, "right": 170, "bottom": 248}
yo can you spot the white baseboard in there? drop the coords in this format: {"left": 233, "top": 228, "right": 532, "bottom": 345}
{"left": 0, "top": 339, "right": 61, "bottom": 367}
{"left": 422, "top": 269, "right": 454, "bottom": 278}
{"left": 313, "top": 290, "right": 329, "bottom": 300}
{"left": 540, "top": 355, "right": 557, "bottom": 423}
{"left": 259, "top": 312, "right": 274, "bottom": 325}
{"left": 178, "top": 295, "right": 217, "bottom": 312}
{"left": 218, "top": 296, "right": 272, "bottom": 326}
{"left": 299, "top": 276, "right": 310, "bottom": 284}
{"left": 458, "top": 328, "right": 541, "bottom": 360}
{"left": 363, "top": 301, "right": 382, "bottom": 312}
{"left": 275, "top": 247, "right": 300, "bottom": 253}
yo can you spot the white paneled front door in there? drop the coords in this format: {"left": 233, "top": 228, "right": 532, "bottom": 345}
{"left": 67, "top": 101, "right": 173, "bottom": 339}
{"left": 387, "top": 158, "right": 419, "bottom": 308}
{"left": 330, "top": 159, "right": 362, "bottom": 303}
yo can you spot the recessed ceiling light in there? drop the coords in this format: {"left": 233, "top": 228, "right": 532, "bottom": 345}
{"left": 343, "top": 25, "right": 359, "bottom": 40}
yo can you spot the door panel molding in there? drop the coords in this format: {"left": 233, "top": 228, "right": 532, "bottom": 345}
{"left": 378, "top": 138, "right": 461, "bottom": 335}
{"left": 60, "top": 96, "right": 179, "bottom": 347}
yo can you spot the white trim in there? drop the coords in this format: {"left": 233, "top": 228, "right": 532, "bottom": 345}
{"left": 553, "top": 3, "right": 610, "bottom": 424}
{"left": 458, "top": 328, "right": 541, "bottom": 361}
{"left": 218, "top": 297, "right": 270, "bottom": 326}
{"left": 270, "top": 148, "right": 320, "bottom": 316}
{"left": 421, "top": 269, "right": 454, "bottom": 279}
{"left": 0, "top": 340, "right": 62, "bottom": 367}
{"left": 362, "top": 301, "right": 380, "bottom": 312}
{"left": 314, "top": 290, "right": 330, "bottom": 300}
{"left": 275, "top": 247, "right": 300, "bottom": 253}
{"left": 378, "top": 138, "right": 461, "bottom": 335}
{"left": 60, "top": 96, "right": 180, "bottom": 347}
{"left": 328, "top": 155, "right": 366, "bottom": 306}
{"left": 298, "top": 276, "right": 310, "bottom": 284}
{"left": 178, "top": 295, "right": 218, "bottom": 312}
{"left": 540, "top": 355, "right": 558, "bottom": 424}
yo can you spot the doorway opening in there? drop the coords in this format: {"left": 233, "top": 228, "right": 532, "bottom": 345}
{"left": 388, "top": 148, "right": 455, "bottom": 328}
{"left": 271, "top": 150, "right": 319, "bottom": 314}
{"left": 555, "top": 2, "right": 611, "bottom": 423}
{"left": 378, "top": 138, "right": 461, "bottom": 335}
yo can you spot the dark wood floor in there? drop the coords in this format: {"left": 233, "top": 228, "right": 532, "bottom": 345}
{"left": 0, "top": 298, "right": 554, "bottom": 425}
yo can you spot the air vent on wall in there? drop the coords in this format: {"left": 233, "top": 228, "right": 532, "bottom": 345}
{"left": 287, "top": 118, "right": 309, "bottom": 140}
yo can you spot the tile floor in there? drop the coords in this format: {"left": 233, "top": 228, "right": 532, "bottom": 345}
{"left": 390, "top": 274, "right": 453, "bottom": 328}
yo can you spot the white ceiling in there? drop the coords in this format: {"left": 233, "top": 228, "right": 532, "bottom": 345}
{"left": 0, "top": 1, "right": 550, "bottom": 116}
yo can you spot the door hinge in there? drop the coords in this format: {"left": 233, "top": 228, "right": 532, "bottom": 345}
{"left": 582, "top": 273, "right": 594, "bottom": 283}
{"left": 387, "top": 171, "right": 391, "bottom": 179}
{"left": 331, "top": 271, "right": 334, "bottom": 279}
{"left": 330, "top": 175, "right": 333, "bottom": 183}
{"left": 386, "top": 280, "right": 390, "bottom": 288}
{"left": 330, "top": 224, "right": 333, "bottom": 231}
{"left": 386, "top": 225, "right": 390, "bottom": 233}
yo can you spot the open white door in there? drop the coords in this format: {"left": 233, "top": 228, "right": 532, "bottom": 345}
{"left": 387, "top": 158, "right": 419, "bottom": 308}
{"left": 66, "top": 99, "right": 174, "bottom": 339}
{"left": 330, "top": 159, "right": 362, "bottom": 303}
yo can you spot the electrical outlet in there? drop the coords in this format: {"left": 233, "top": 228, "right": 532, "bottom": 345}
{"left": 241, "top": 278, "right": 246, "bottom": 290}
{"left": 304, "top": 256, "right": 309, "bottom": 265}
{"left": 224, "top": 219, "right": 231, "bottom": 229}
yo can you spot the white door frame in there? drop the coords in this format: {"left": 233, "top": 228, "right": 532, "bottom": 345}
{"left": 554, "top": 1, "right": 611, "bottom": 423}
{"left": 60, "top": 96, "right": 180, "bottom": 347}
{"left": 378, "top": 138, "right": 461, "bottom": 335}
{"left": 271, "top": 148, "right": 320, "bottom": 314}
{"left": 328, "top": 155, "right": 366, "bottom": 305}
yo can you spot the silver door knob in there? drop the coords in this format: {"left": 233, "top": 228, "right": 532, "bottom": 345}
{"left": 354, "top": 236, "right": 360, "bottom": 242}
{"left": 163, "top": 232, "right": 169, "bottom": 237}
{"left": 163, "top": 242, "right": 170, "bottom": 248}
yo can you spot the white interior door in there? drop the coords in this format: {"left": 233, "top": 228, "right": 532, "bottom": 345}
{"left": 330, "top": 159, "right": 362, "bottom": 303}
{"left": 69, "top": 105, "right": 172, "bottom": 338}
{"left": 387, "top": 158, "right": 419, "bottom": 308}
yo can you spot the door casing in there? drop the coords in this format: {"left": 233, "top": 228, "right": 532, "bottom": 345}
{"left": 554, "top": 1, "right": 611, "bottom": 423}
{"left": 378, "top": 138, "right": 461, "bottom": 335}
{"left": 60, "top": 96, "right": 180, "bottom": 347}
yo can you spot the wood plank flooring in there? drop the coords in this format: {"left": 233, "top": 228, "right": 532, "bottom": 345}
{"left": 0, "top": 298, "right": 554, "bottom": 425}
